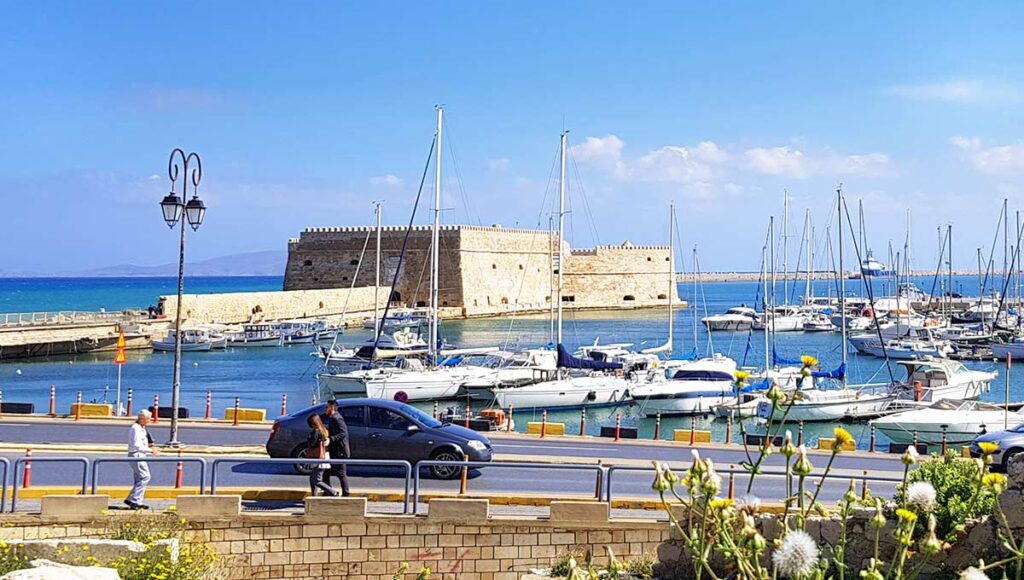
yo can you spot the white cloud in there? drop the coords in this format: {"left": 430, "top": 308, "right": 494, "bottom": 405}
{"left": 369, "top": 174, "right": 404, "bottom": 188}
{"left": 885, "top": 80, "right": 1023, "bottom": 104}
{"left": 572, "top": 135, "right": 728, "bottom": 184}
{"left": 487, "top": 158, "right": 510, "bottom": 171}
{"left": 743, "top": 146, "right": 891, "bottom": 179}
{"left": 951, "top": 136, "right": 1024, "bottom": 175}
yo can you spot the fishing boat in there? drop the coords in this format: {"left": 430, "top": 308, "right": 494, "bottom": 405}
{"left": 362, "top": 308, "right": 430, "bottom": 331}
{"left": 632, "top": 354, "right": 737, "bottom": 416}
{"left": 802, "top": 313, "right": 834, "bottom": 332}
{"left": 702, "top": 307, "right": 758, "bottom": 331}
{"left": 276, "top": 320, "right": 318, "bottom": 344}
{"left": 890, "top": 357, "right": 995, "bottom": 403}
{"left": 152, "top": 328, "right": 216, "bottom": 352}
{"left": 226, "top": 323, "right": 283, "bottom": 347}
{"left": 871, "top": 400, "right": 1024, "bottom": 445}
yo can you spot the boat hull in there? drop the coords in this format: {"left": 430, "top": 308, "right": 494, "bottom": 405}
{"left": 152, "top": 341, "right": 212, "bottom": 352}
{"left": 492, "top": 376, "right": 630, "bottom": 411}
{"left": 758, "top": 390, "right": 894, "bottom": 422}
{"left": 228, "top": 337, "right": 283, "bottom": 347}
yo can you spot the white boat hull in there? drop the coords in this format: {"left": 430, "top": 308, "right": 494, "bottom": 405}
{"left": 758, "top": 389, "right": 894, "bottom": 422}
{"left": 492, "top": 375, "right": 630, "bottom": 411}
{"left": 152, "top": 340, "right": 212, "bottom": 352}
{"left": 702, "top": 317, "right": 753, "bottom": 331}
{"left": 992, "top": 342, "right": 1024, "bottom": 360}
{"left": 320, "top": 368, "right": 469, "bottom": 402}
{"left": 228, "top": 336, "right": 283, "bottom": 347}
{"left": 633, "top": 381, "right": 733, "bottom": 416}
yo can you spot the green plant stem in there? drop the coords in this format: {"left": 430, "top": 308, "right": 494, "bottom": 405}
{"left": 804, "top": 451, "right": 838, "bottom": 521}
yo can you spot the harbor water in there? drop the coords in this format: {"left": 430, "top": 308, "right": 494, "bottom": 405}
{"left": 0, "top": 275, "right": 1015, "bottom": 450}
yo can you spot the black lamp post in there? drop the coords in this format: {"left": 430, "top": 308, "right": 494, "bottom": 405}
{"left": 160, "top": 148, "right": 205, "bottom": 446}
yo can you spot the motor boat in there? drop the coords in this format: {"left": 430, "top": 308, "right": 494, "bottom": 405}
{"left": 152, "top": 328, "right": 215, "bottom": 352}
{"left": 491, "top": 373, "right": 631, "bottom": 411}
{"left": 933, "top": 324, "right": 994, "bottom": 345}
{"left": 362, "top": 308, "right": 430, "bottom": 331}
{"left": 460, "top": 349, "right": 558, "bottom": 389}
{"left": 871, "top": 400, "right": 1024, "bottom": 445}
{"left": 318, "top": 357, "right": 486, "bottom": 401}
{"left": 891, "top": 357, "right": 995, "bottom": 403}
{"left": 992, "top": 335, "right": 1024, "bottom": 361}
{"left": 225, "top": 323, "right": 283, "bottom": 347}
{"left": 631, "top": 354, "right": 737, "bottom": 416}
{"left": 859, "top": 337, "right": 953, "bottom": 360}
{"left": 576, "top": 343, "right": 660, "bottom": 373}
{"left": 849, "top": 325, "right": 944, "bottom": 355}
{"left": 752, "top": 306, "right": 808, "bottom": 332}
{"left": 860, "top": 250, "right": 891, "bottom": 277}
{"left": 317, "top": 328, "right": 429, "bottom": 373}
{"left": 756, "top": 384, "right": 894, "bottom": 422}
{"left": 802, "top": 314, "right": 835, "bottom": 332}
{"left": 276, "top": 320, "right": 319, "bottom": 344}
{"left": 702, "top": 307, "right": 759, "bottom": 331}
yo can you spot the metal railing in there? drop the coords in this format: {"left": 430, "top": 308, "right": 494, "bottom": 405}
{"left": 10, "top": 457, "right": 91, "bottom": 512}
{"left": 209, "top": 457, "right": 414, "bottom": 514}
{"left": 90, "top": 457, "right": 208, "bottom": 495}
{"left": 411, "top": 460, "right": 606, "bottom": 514}
{"left": 603, "top": 463, "right": 906, "bottom": 507}
{"left": 0, "top": 458, "right": 8, "bottom": 513}
{"left": 0, "top": 310, "right": 147, "bottom": 328}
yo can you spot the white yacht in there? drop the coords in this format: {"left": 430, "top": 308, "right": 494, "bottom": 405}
{"left": 702, "top": 307, "right": 758, "bottom": 331}
{"left": 461, "top": 349, "right": 558, "bottom": 390}
{"left": 362, "top": 308, "right": 430, "bottom": 331}
{"left": 276, "top": 320, "right": 318, "bottom": 344}
{"left": 891, "top": 358, "right": 995, "bottom": 403}
{"left": 491, "top": 373, "right": 630, "bottom": 411}
{"left": 756, "top": 385, "right": 894, "bottom": 422}
{"left": 871, "top": 400, "right": 1024, "bottom": 445}
{"left": 225, "top": 324, "right": 283, "bottom": 347}
{"left": 752, "top": 306, "right": 808, "bottom": 332}
{"left": 319, "top": 358, "right": 480, "bottom": 401}
{"left": 802, "top": 313, "right": 835, "bottom": 332}
{"left": 152, "top": 328, "right": 216, "bottom": 352}
{"left": 859, "top": 337, "right": 953, "bottom": 360}
{"left": 632, "top": 354, "right": 737, "bottom": 416}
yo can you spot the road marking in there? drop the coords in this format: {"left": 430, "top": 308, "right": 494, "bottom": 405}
{"left": 493, "top": 444, "right": 619, "bottom": 453}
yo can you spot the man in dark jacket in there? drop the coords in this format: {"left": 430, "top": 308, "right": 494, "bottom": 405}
{"left": 319, "top": 399, "right": 351, "bottom": 496}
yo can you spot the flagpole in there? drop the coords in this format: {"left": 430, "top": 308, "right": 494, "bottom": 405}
{"left": 1006, "top": 353, "right": 1012, "bottom": 430}
{"left": 116, "top": 364, "right": 122, "bottom": 417}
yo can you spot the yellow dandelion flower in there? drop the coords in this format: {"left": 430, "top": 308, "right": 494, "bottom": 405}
{"left": 735, "top": 370, "right": 751, "bottom": 383}
{"left": 710, "top": 498, "right": 734, "bottom": 510}
{"left": 978, "top": 441, "right": 999, "bottom": 455}
{"left": 832, "top": 427, "right": 854, "bottom": 452}
{"left": 800, "top": 355, "right": 819, "bottom": 368}
{"left": 983, "top": 472, "right": 1008, "bottom": 492}
{"left": 895, "top": 508, "right": 917, "bottom": 525}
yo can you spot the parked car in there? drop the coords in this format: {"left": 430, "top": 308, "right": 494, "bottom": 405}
{"left": 266, "top": 398, "right": 493, "bottom": 479}
{"left": 970, "top": 423, "right": 1024, "bottom": 471}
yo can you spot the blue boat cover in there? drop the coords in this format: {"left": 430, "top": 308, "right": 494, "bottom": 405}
{"left": 670, "top": 348, "right": 699, "bottom": 361}
{"left": 772, "top": 349, "right": 803, "bottom": 366}
{"left": 740, "top": 378, "right": 772, "bottom": 392}
{"left": 670, "top": 369, "right": 735, "bottom": 381}
{"left": 811, "top": 362, "right": 846, "bottom": 380}
{"left": 557, "top": 343, "right": 622, "bottom": 370}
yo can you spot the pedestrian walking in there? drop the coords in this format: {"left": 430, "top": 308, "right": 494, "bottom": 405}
{"left": 320, "top": 399, "right": 351, "bottom": 496}
{"left": 306, "top": 414, "right": 338, "bottom": 497}
{"left": 126, "top": 409, "right": 159, "bottom": 510}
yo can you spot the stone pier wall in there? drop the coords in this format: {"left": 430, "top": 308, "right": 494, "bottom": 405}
{"left": 158, "top": 286, "right": 387, "bottom": 326}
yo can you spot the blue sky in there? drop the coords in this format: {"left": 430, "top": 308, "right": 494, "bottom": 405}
{"left": 3, "top": 2, "right": 1024, "bottom": 273}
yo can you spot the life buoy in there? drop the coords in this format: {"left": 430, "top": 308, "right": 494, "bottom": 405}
{"left": 394, "top": 391, "right": 409, "bottom": 403}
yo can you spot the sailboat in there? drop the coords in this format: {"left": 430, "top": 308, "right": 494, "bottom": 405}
{"left": 490, "top": 132, "right": 630, "bottom": 412}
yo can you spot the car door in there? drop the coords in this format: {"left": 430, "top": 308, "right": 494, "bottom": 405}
{"left": 338, "top": 404, "right": 368, "bottom": 459}
{"left": 365, "top": 405, "right": 429, "bottom": 460}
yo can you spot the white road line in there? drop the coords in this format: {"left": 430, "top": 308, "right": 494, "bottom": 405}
{"left": 493, "top": 444, "right": 619, "bottom": 453}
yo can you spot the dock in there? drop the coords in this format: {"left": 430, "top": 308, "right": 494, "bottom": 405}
{"left": 0, "top": 310, "right": 164, "bottom": 361}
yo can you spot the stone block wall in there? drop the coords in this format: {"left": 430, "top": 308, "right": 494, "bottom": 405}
{"left": 158, "top": 286, "right": 386, "bottom": 325}
{"left": 564, "top": 243, "right": 677, "bottom": 310}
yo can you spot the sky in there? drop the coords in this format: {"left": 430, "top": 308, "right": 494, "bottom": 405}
{"left": 3, "top": 2, "right": 1024, "bottom": 274}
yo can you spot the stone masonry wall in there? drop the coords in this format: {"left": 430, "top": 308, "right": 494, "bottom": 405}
{"left": 563, "top": 244, "right": 677, "bottom": 309}
{"left": 158, "top": 286, "right": 386, "bottom": 325}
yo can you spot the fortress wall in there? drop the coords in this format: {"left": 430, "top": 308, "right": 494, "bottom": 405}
{"left": 158, "top": 286, "right": 386, "bottom": 325}
{"left": 564, "top": 245, "right": 679, "bottom": 309}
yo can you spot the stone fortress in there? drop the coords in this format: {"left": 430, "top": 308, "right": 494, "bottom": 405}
{"left": 284, "top": 224, "right": 683, "bottom": 318}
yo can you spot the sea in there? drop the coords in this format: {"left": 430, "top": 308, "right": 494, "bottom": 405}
{"left": 0, "top": 275, "right": 1014, "bottom": 449}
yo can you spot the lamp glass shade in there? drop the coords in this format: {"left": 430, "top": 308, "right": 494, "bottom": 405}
{"left": 185, "top": 196, "right": 206, "bottom": 230}
{"left": 160, "top": 193, "right": 183, "bottom": 227}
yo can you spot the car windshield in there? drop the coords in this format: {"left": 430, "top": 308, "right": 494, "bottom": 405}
{"left": 1009, "top": 423, "right": 1024, "bottom": 434}
{"left": 400, "top": 403, "right": 443, "bottom": 428}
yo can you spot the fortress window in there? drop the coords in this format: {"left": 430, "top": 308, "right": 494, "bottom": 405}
{"left": 561, "top": 295, "right": 575, "bottom": 302}
{"left": 443, "top": 301, "right": 449, "bottom": 306}
{"left": 416, "top": 300, "right": 427, "bottom": 307}
{"left": 665, "top": 257, "right": 670, "bottom": 261}
{"left": 518, "top": 264, "right": 524, "bottom": 270}
{"left": 342, "top": 276, "right": 348, "bottom": 281}
{"left": 647, "top": 257, "right": 652, "bottom": 262}
{"left": 657, "top": 294, "right": 668, "bottom": 300}
{"left": 545, "top": 296, "right": 551, "bottom": 303}
{"left": 501, "top": 297, "right": 509, "bottom": 305}
{"left": 492, "top": 264, "right": 497, "bottom": 269}
{"left": 623, "top": 295, "right": 636, "bottom": 301}
{"left": 349, "top": 259, "right": 359, "bottom": 265}
{"left": 318, "top": 301, "right": 325, "bottom": 309}
{"left": 303, "top": 259, "right": 313, "bottom": 266}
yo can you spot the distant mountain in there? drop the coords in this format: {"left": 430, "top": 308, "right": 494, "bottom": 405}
{"left": 8, "top": 251, "right": 288, "bottom": 278}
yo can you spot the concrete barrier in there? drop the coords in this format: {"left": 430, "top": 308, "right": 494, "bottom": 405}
{"left": 40, "top": 494, "right": 108, "bottom": 518}
{"left": 304, "top": 496, "right": 367, "bottom": 519}
{"left": 176, "top": 494, "right": 241, "bottom": 519}
{"left": 527, "top": 422, "right": 565, "bottom": 436}
{"left": 70, "top": 403, "right": 112, "bottom": 417}
{"left": 673, "top": 429, "right": 712, "bottom": 444}
{"left": 548, "top": 500, "right": 609, "bottom": 523}
{"left": 427, "top": 498, "right": 489, "bottom": 521}
{"left": 817, "top": 437, "right": 856, "bottom": 452}
{"left": 224, "top": 408, "right": 266, "bottom": 422}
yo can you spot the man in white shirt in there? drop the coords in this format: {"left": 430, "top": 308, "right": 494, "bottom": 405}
{"left": 126, "top": 410, "right": 159, "bottom": 510}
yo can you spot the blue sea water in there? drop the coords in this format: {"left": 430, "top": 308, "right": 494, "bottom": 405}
{"left": 0, "top": 274, "right": 1015, "bottom": 448}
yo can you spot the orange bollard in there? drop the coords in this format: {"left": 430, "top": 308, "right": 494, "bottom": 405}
{"left": 861, "top": 473, "right": 869, "bottom": 500}
{"left": 152, "top": 394, "right": 159, "bottom": 424}
{"left": 797, "top": 421, "right": 804, "bottom": 446}
{"left": 614, "top": 413, "right": 621, "bottom": 442}
{"left": 725, "top": 415, "right": 732, "bottom": 445}
{"left": 869, "top": 424, "right": 876, "bottom": 453}
{"left": 653, "top": 412, "right": 661, "bottom": 441}
{"left": 175, "top": 449, "right": 184, "bottom": 489}
{"left": 74, "top": 391, "right": 82, "bottom": 422}
{"left": 233, "top": 397, "right": 240, "bottom": 426}
{"left": 689, "top": 417, "right": 696, "bottom": 445}
{"left": 506, "top": 405, "right": 514, "bottom": 432}
{"left": 579, "top": 408, "right": 587, "bottom": 437}
{"left": 204, "top": 391, "right": 212, "bottom": 420}
{"left": 48, "top": 385, "right": 56, "bottom": 417}
{"left": 941, "top": 426, "right": 948, "bottom": 455}
{"left": 22, "top": 448, "right": 32, "bottom": 488}
{"left": 728, "top": 467, "right": 736, "bottom": 499}
{"left": 464, "top": 404, "right": 470, "bottom": 428}
{"left": 125, "top": 388, "right": 133, "bottom": 417}
{"left": 459, "top": 465, "right": 469, "bottom": 495}
{"left": 281, "top": 393, "right": 288, "bottom": 417}
{"left": 540, "top": 410, "right": 548, "bottom": 438}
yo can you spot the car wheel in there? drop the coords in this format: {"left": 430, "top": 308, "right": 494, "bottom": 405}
{"left": 1003, "top": 448, "right": 1022, "bottom": 473}
{"left": 429, "top": 448, "right": 464, "bottom": 480}
{"left": 291, "top": 444, "right": 315, "bottom": 475}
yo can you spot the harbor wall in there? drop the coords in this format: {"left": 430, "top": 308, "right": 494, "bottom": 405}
{"left": 157, "top": 286, "right": 387, "bottom": 326}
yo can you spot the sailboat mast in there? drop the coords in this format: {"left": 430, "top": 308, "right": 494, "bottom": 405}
{"left": 838, "top": 186, "right": 847, "bottom": 389}
{"left": 782, "top": 192, "right": 789, "bottom": 304}
{"left": 804, "top": 208, "right": 812, "bottom": 303}
{"left": 668, "top": 202, "right": 675, "bottom": 353}
{"left": 548, "top": 215, "right": 555, "bottom": 344}
{"left": 762, "top": 244, "right": 770, "bottom": 370}
{"left": 374, "top": 201, "right": 382, "bottom": 340}
{"left": 430, "top": 106, "right": 443, "bottom": 361}
{"left": 692, "top": 246, "right": 699, "bottom": 352}
{"left": 556, "top": 131, "right": 567, "bottom": 345}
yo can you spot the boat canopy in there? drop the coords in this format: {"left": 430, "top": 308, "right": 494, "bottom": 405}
{"left": 811, "top": 362, "right": 846, "bottom": 380}
{"left": 740, "top": 378, "right": 772, "bottom": 392}
{"left": 772, "top": 349, "right": 803, "bottom": 366}
{"left": 669, "top": 369, "right": 735, "bottom": 381}
{"left": 557, "top": 344, "right": 622, "bottom": 370}
{"left": 670, "top": 348, "right": 699, "bottom": 361}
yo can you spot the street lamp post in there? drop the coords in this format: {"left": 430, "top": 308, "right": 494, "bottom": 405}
{"left": 159, "top": 148, "right": 206, "bottom": 447}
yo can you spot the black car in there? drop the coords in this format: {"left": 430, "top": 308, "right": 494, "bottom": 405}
{"left": 266, "top": 398, "right": 493, "bottom": 479}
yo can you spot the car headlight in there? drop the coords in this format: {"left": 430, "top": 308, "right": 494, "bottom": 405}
{"left": 466, "top": 440, "right": 487, "bottom": 452}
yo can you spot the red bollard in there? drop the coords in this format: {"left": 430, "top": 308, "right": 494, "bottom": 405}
{"left": 797, "top": 421, "right": 804, "bottom": 446}
{"left": 464, "top": 404, "right": 471, "bottom": 428}
{"left": 48, "top": 385, "right": 56, "bottom": 417}
{"left": 22, "top": 448, "right": 32, "bottom": 489}
{"left": 912, "top": 430, "right": 918, "bottom": 447}
{"left": 579, "top": 408, "right": 587, "bottom": 437}
{"left": 281, "top": 394, "right": 288, "bottom": 417}
{"left": 653, "top": 412, "right": 661, "bottom": 441}
{"left": 204, "top": 391, "right": 212, "bottom": 420}
{"left": 725, "top": 415, "right": 732, "bottom": 445}
{"left": 869, "top": 425, "right": 876, "bottom": 453}
{"left": 728, "top": 467, "right": 736, "bottom": 499}
{"left": 74, "top": 391, "right": 82, "bottom": 422}
{"left": 152, "top": 394, "right": 159, "bottom": 424}
{"left": 125, "top": 388, "right": 133, "bottom": 417}
{"left": 614, "top": 413, "right": 621, "bottom": 442}
{"left": 941, "top": 426, "right": 948, "bottom": 455}
{"left": 540, "top": 410, "right": 548, "bottom": 438}
{"left": 175, "top": 449, "right": 184, "bottom": 489}
{"left": 233, "top": 396, "right": 240, "bottom": 426}
{"left": 689, "top": 416, "right": 696, "bottom": 445}
{"left": 506, "top": 405, "right": 514, "bottom": 432}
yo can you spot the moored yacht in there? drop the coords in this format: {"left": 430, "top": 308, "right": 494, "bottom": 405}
{"left": 226, "top": 323, "right": 283, "bottom": 347}
{"left": 153, "top": 328, "right": 216, "bottom": 352}
{"left": 632, "top": 354, "right": 737, "bottom": 416}
{"left": 871, "top": 400, "right": 1024, "bottom": 445}
{"left": 702, "top": 307, "right": 758, "bottom": 331}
